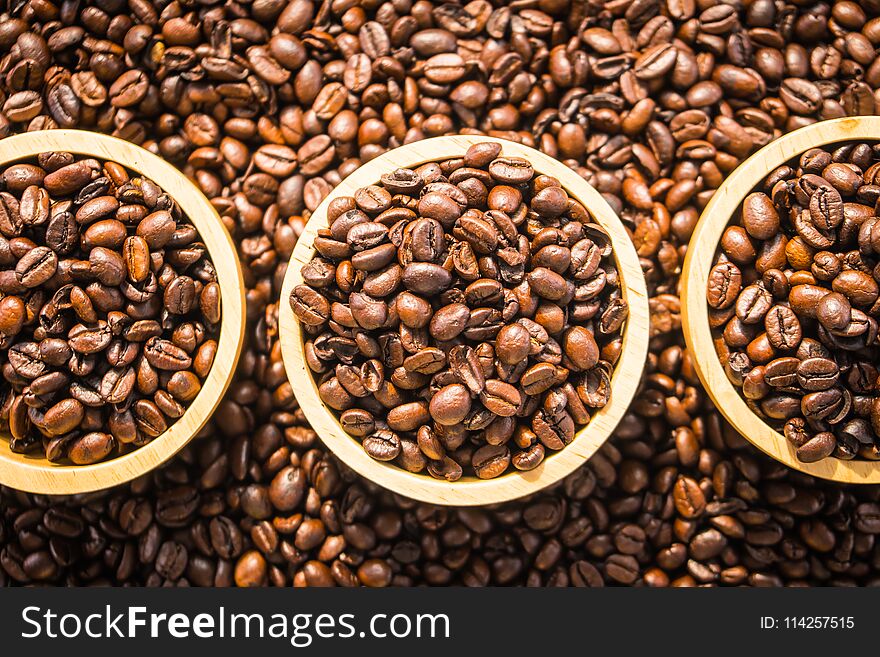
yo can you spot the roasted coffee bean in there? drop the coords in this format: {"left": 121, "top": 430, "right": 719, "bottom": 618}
{"left": 480, "top": 379, "right": 522, "bottom": 418}
{"left": 816, "top": 292, "right": 852, "bottom": 330}
{"left": 429, "top": 384, "right": 471, "bottom": 426}
{"left": 495, "top": 323, "right": 531, "bottom": 365}
{"left": 290, "top": 285, "right": 330, "bottom": 326}
{"left": 363, "top": 430, "right": 401, "bottom": 462}
{"left": 764, "top": 305, "right": 802, "bottom": 350}
{"left": 797, "top": 432, "right": 837, "bottom": 463}
{"left": 472, "top": 445, "right": 511, "bottom": 479}
{"left": 15, "top": 246, "right": 57, "bottom": 288}
{"left": 707, "top": 262, "right": 741, "bottom": 309}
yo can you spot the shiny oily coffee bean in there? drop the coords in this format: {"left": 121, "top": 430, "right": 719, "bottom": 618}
{"left": 363, "top": 430, "right": 401, "bottom": 462}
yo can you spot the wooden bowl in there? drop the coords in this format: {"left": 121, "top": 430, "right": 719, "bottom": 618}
{"left": 279, "top": 135, "right": 649, "bottom": 506}
{"left": 0, "top": 130, "right": 246, "bottom": 494}
{"left": 682, "top": 116, "right": 880, "bottom": 484}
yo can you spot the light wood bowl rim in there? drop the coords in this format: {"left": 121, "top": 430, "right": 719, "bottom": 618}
{"left": 279, "top": 135, "right": 649, "bottom": 506}
{"left": 681, "top": 116, "right": 880, "bottom": 484}
{"left": 0, "top": 129, "right": 246, "bottom": 495}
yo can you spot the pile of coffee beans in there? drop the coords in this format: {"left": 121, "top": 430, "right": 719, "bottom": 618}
{"left": 0, "top": 154, "right": 220, "bottom": 464}
{"left": 709, "top": 142, "right": 880, "bottom": 463}
{"left": 7, "top": 0, "right": 880, "bottom": 588}
{"left": 292, "top": 142, "right": 627, "bottom": 480}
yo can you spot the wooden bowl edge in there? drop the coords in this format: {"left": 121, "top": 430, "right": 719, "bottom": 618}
{"left": 0, "top": 130, "right": 246, "bottom": 494}
{"left": 681, "top": 116, "right": 880, "bottom": 484}
{"left": 279, "top": 135, "right": 650, "bottom": 505}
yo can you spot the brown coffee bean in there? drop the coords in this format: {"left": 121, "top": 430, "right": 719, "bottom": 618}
{"left": 707, "top": 262, "right": 741, "bottom": 309}
{"left": 386, "top": 401, "right": 430, "bottom": 432}
{"left": 742, "top": 192, "right": 780, "bottom": 240}
{"left": 563, "top": 326, "right": 599, "bottom": 371}
{"left": 68, "top": 432, "right": 115, "bottom": 465}
{"left": 164, "top": 276, "right": 196, "bottom": 315}
{"left": 480, "top": 379, "right": 521, "bottom": 417}
{"left": 363, "top": 430, "right": 401, "bottom": 462}
{"left": 15, "top": 246, "right": 57, "bottom": 287}
{"left": 42, "top": 398, "right": 84, "bottom": 436}
{"left": 673, "top": 476, "right": 706, "bottom": 518}
{"left": 472, "top": 444, "right": 510, "bottom": 479}
{"left": 144, "top": 337, "right": 192, "bottom": 371}
{"left": 489, "top": 157, "right": 534, "bottom": 184}
{"left": 495, "top": 323, "right": 531, "bottom": 365}
{"left": 290, "top": 285, "right": 330, "bottom": 326}
{"left": 797, "top": 432, "right": 837, "bottom": 463}
{"left": 429, "top": 384, "right": 471, "bottom": 426}
{"left": 816, "top": 292, "right": 852, "bottom": 330}
{"left": 429, "top": 303, "right": 470, "bottom": 341}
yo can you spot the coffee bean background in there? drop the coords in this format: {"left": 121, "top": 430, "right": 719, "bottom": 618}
{"left": 4, "top": 0, "right": 880, "bottom": 586}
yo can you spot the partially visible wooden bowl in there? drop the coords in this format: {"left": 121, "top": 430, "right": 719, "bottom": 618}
{"left": 0, "top": 130, "right": 246, "bottom": 494}
{"left": 682, "top": 116, "right": 880, "bottom": 484}
{"left": 279, "top": 135, "right": 650, "bottom": 506}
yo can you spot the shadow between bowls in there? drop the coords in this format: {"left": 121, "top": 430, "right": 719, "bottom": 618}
{"left": 279, "top": 135, "right": 650, "bottom": 506}
{"left": 681, "top": 116, "right": 880, "bottom": 484}
{"left": 0, "top": 130, "right": 246, "bottom": 495}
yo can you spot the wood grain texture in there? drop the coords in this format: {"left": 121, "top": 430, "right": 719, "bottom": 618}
{"left": 682, "top": 116, "right": 880, "bottom": 484}
{"left": 0, "top": 130, "right": 246, "bottom": 494}
{"left": 279, "top": 135, "right": 649, "bottom": 505}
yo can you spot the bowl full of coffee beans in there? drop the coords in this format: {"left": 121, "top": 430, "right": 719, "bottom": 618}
{"left": 280, "top": 135, "right": 649, "bottom": 505}
{"left": 684, "top": 116, "right": 880, "bottom": 484}
{"left": 0, "top": 130, "right": 246, "bottom": 494}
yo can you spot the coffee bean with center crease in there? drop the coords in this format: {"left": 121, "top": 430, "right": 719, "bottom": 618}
{"left": 290, "top": 285, "right": 330, "bottom": 326}
{"left": 707, "top": 262, "right": 741, "bottom": 309}
{"left": 363, "top": 430, "right": 401, "bottom": 461}
{"left": 15, "top": 246, "right": 57, "bottom": 287}
{"left": 472, "top": 444, "right": 511, "bottom": 479}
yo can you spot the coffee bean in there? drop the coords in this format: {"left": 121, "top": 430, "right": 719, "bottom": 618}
{"left": 480, "top": 379, "right": 521, "bottom": 417}
{"left": 290, "top": 285, "right": 330, "bottom": 326}
{"left": 429, "top": 384, "right": 471, "bottom": 426}
{"left": 402, "top": 262, "right": 453, "bottom": 295}
{"left": 673, "top": 476, "right": 706, "bottom": 518}
{"left": 363, "top": 430, "right": 401, "bottom": 462}
{"left": 797, "top": 432, "right": 837, "bottom": 462}
{"left": 488, "top": 157, "right": 534, "bottom": 184}
{"left": 15, "top": 246, "right": 57, "bottom": 287}
{"left": 816, "top": 292, "right": 852, "bottom": 330}
{"left": 563, "top": 326, "right": 599, "bottom": 371}
{"left": 707, "top": 262, "right": 741, "bottom": 309}
{"left": 495, "top": 323, "right": 531, "bottom": 365}
{"left": 68, "top": 432, "right": 115, "bottom": 465}
{"left": 164, "top": 276, "right": 196, "bottom": 315}
{"left": 764, "top": 305, "right": 802, "bottom": 349}
{"left": 472, "top": 444, "right": 511, "bottom": 479}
